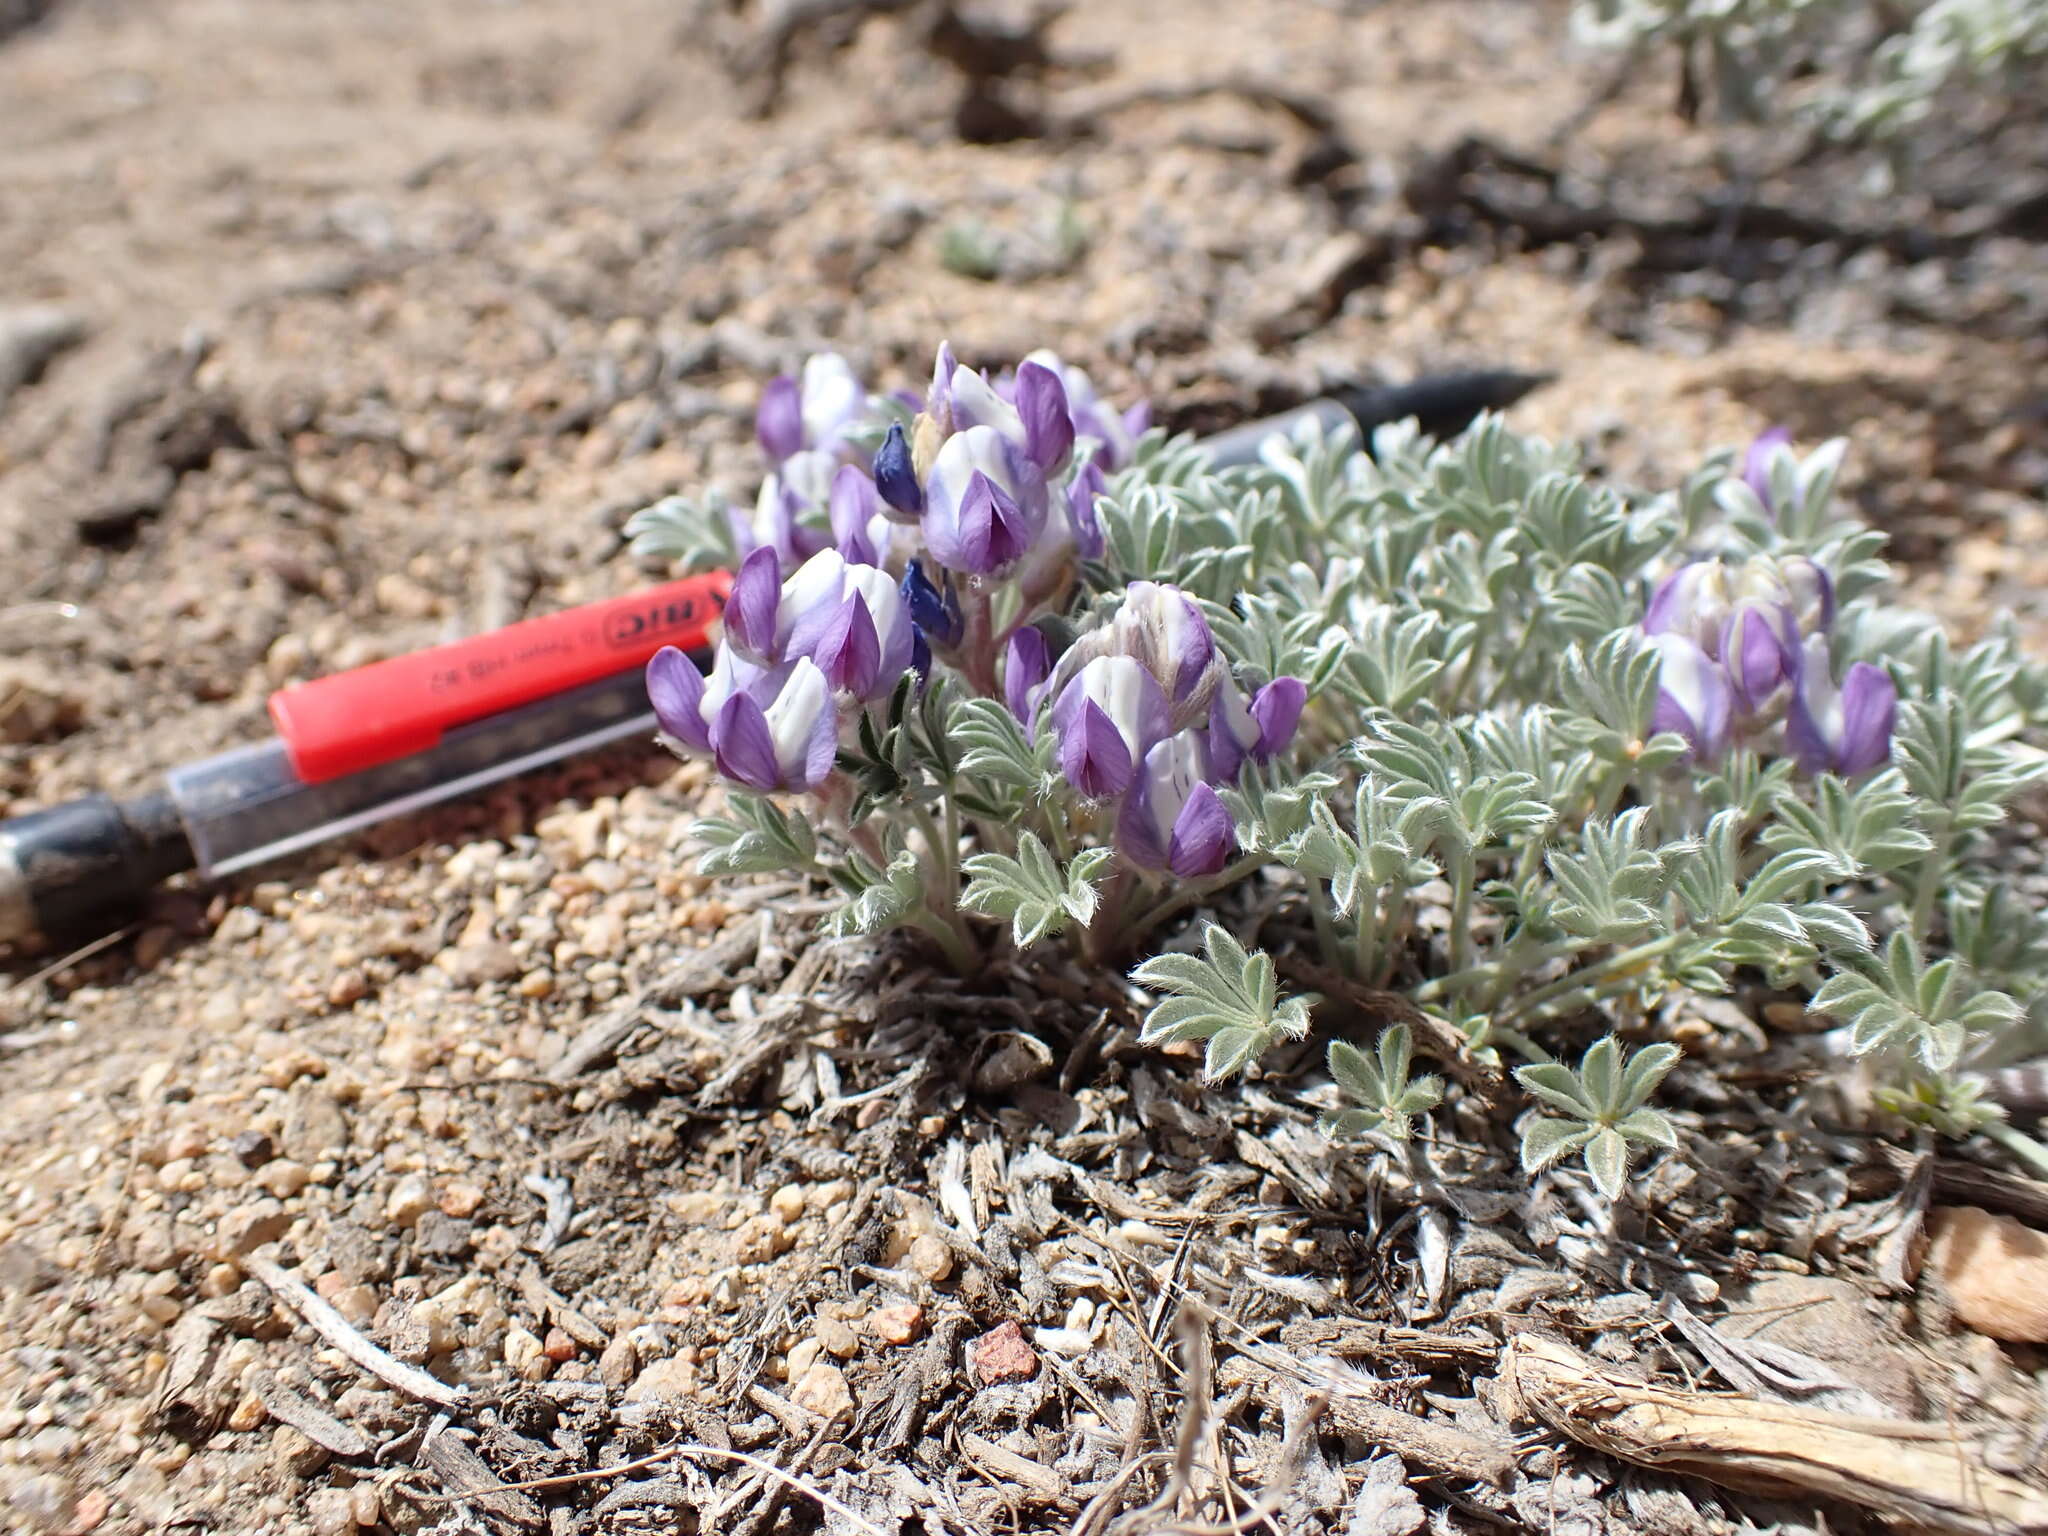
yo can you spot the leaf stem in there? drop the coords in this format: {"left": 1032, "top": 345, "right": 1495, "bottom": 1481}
{"left": 1446, "top": 844, "right": 1477, "bottom": 977}
{"left": 1119, "top": 853, "right": 1271, "bottom": 946}
{"left": 1983, "top": 1120, "right": 2048, "bottom": 1182}
{"left": 1505, "top": 931, "right": 1690, "bottom": 1023}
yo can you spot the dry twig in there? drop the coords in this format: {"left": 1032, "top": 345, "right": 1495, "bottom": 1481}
{"left": 245, "top": 1252, "right": 465, "bottom": 1411}
{"left": 1501, "top": 1332, "right": 2048, "bottom": 1536}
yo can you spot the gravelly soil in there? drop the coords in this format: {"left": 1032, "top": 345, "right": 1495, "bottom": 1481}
{"left": 0, "top": 2, "right": 2044, "bottom": 1533}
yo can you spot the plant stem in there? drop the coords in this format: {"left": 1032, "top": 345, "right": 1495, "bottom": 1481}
{"left": 912, "top": 909, "right": 978, "bottom": 973}
{"left": 1983, "top": 1120, "right": 2048, "bottom": 1182}
{"left": 1446, "top": 844, "right": 1477, "bottom": 977}
{"left": 1479, "top": 610, "right": 1543, "bottom": 713}
{"left": 1119, "top": 853, "right": 1271, "bottom": 945}
{"left": 1351, "top": 886, "right": 1381, "bottom": 985}
{"left": 1505, "top": 931, "right": 1690, "bottom": 1023}
{"left": 1308, "top": 880, "right": 1340, "bottom": 972}
{"left": 1908, "top": 820, "right": 1951, "bottom": 942}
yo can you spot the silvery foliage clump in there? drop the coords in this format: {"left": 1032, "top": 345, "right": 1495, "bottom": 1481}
{"left": 1573, "top": 0, "right": 2048, "bottom": 142}
{"left": 626, "top": 346, "right": 2048, "bottom": 1200}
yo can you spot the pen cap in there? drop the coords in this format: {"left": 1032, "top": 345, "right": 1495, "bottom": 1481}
{"left": 268, "top": 570, "right": 730, "bottom": 783}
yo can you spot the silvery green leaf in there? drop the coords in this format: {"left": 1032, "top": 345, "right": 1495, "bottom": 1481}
{"left": 692, "top": 795, "right": 817, "bottom": 876}
{"left": 622, "top": 492, "right": 737, "bottom": 571}
{"left": 1578, "top": 1036, "right": 1622, "bottom": 1113}
{"left": 1514, "top": 1062, "right": 1598, "bottom": 1120}
{"left": 1763, "top": 768, "right": 1933, "bottom": 877}
{"left": 1583, "top": 1127, "right": 1632, "bottom": 1201}
{"left": 954, "top": 688, "right": 1048, "bottom": 798}
{"left": 1547, "top": 807, "right": 1666, "bottom": 941}
{"left": 824, "top": 849, "right": 924, "bottom": 939}
{"left": 1615, "top": 1041, "right": 1680, "bottom": 1110}
{"left": 959, "top": 834, "right": 1108, "bottom": 947}
{"left": 1520, "top": 1116, "right": 1594, "bottom": 1176}
{"left": 1616, "top": 1106, "right": 1679, "bottom": 1148}
{"left": 1132, "top": 924, "right": 1313, "bottom": 1082}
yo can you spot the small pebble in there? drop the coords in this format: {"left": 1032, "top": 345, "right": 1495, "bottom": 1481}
{"left": 227, "top": 1391, "right": 269, "bottom": 1432}
{"left": 598, "top": 1335, "right": 639, "bottom": 1389}
{"left": 789, "top": 1362, "right": 853, "bottom": 1420}
{"left": 623, "top": 1355, "right": 695, "bottom": 1403}
{"left": 815, "top": 1317, "right": 860, "bottom": 1359}
{"left": 1928, "top": 1205, "right": 2048, "bottom": 1342}
{"left": 231, "top": 1130, "right": 275, "bottom": 1168}
{"left": 384, "top": 1174, "right": 433, "bottom": 1227}
{"left": 867, "top": 1304, "right": 924, "bottom": 1345}
{"left": 438, "top": 1180, "right": 485, "bottom": 1218}
{"left": 502, "top": 1325, "right": 548, "bottom": 1380}
{"left": 257, "top": 1160, "right": 310, "bottom": 1199}
{"left": 542, "top": 1327, "right": 578, "bottom": 1364}
{"left": 769, "top": 1183, "right": 807, "bottom": 1223}
{"left": 969, "top": 1321, "right": 1038, "bottom": 1385}
{"left": 907, "top": 1234, "right": 952, "bottom": 1283}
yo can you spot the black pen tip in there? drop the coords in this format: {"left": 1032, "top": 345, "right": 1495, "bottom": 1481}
{"left": 1341, "top": 369, "right": 1554, "bottom": 440}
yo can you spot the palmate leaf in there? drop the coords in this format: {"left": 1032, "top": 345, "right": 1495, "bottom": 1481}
{"left": 1762, "top": 768, "right": 1933, "bottom": 877}
{"left": 959, "top": 834, "right": 1112, "bottom": 948}
{"left": 1131, "top": 924, "right": 1315, "bottom": 1082}
{"left": 1546, "top": 808, "right": 1668, "bottom": 942}
{"left": 1811, "top": 930, "right": 2023, "bottom": 1074}
{"left": 692, "top": 795, "right": 817, "bottom": 876}
{"left": 823, "top": 849, "right": 924, "bottom": 940}
{"left": 1514, "top": 1037, "right": 1681, "bottom": 1201}
{"left": 1323, "top": 1025, "right": 1444, "bottom": 1142}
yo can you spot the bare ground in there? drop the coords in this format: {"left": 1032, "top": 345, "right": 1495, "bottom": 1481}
{"left": 1, "top": 1, "right": 2046, "bottom": 1533}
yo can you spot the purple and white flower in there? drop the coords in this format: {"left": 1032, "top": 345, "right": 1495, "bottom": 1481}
{"left": 1005, "top": 625, "right": 1053, "bottom": 725}
{"left": 1648, "top": 632, "right": 1734, "bottom": 762}
{"left": 722, "top": 547, "right": 918, "bottom": 703}
{"left": 1785, "top": 635, "right": 1896, "bottom": 778}
{"left": 1207, "top": 675, "right": 1309, "bottom": 781}
{"left": 1116, "top": 729, "right": 1237, "bottom": 879}
{"left": 757, "top": 353, "right": 866, "bottom": 464}
{"left": 922, "top": 424, "right": 1048, "bottom": 576}
{"left": 829, "top": 464, "right": 895, "bottom": 568}
{"left": 1741, "top": 426, "right": 1793, "bottom": 511}
{"left": 1017, "top": 349, "right": 1149, "bottom": 471}
{"left": 1050, "top": 654, "right": 1170, "bottom": 799}
{"left": 647, "top": 645, "right": 841, "bottom": 793}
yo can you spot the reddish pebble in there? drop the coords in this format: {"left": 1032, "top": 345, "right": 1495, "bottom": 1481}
{"left": 970, "top": 1320, "right": 1038, "bottom": 1385}
{"left": 543, "top": 1327, "right": 579, "bottom": 1364}
{"left": 68, "top": 1489, "right": 112, "bottom": 1533}
{"left": 867, "top": 1303, "right": 925, "bottom": 1345}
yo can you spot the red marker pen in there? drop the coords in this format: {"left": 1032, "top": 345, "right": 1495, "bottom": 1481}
{"left": 0, "top": 570, "right": 730, "bottom": 943}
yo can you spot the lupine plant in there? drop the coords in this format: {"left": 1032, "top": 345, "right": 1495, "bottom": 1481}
{"left": 1573, "top": 0, "right": 2048, "bottom": 141}
{"left": 626, "top": 344, "right": 2048, "bottom": 1199}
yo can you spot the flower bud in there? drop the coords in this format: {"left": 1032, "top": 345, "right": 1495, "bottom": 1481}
{"left": 1005, "top": 625, "right": 1052, "bottom": 725}
{"left": 873, "top": 422, "right": 924, "bottom": 519}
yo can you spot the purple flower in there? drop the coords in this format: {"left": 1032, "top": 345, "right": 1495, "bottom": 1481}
{"left": 1116, "top": 730, "right": 1237, "bottom": 878}
{"left": 1005, "top": 626, "right": 1052, "bottom": 724}
{"left": 710, "top": 657, "right": 840, "bottom": 792}
{"left": 1742, "top": 426, "right": 1793, "bottom": 510}
{"left": 780, "top": 551, "right": 918, "bottom": 702}
{"left": 872, "top": 422, "right": 924, "bottom": 518}
{"left": 900, "top": 559, "right": 963, "bottom": 650}
{"left": 1105, "top": 581, "right": 1215, "bottom": 711}
{"left": 721, "top": 545, "right": 785, "bottom": 665}
{"left": 1720, "top": 604, "right": 1793, "bottom": 715}
{"left": 1786, "top": 635, "right": 1896, "bottom": 777}
{"left": 1019, "top": 349, "right": 1147, "bottom": 471}
{"left": 1066, "top": 459, "right": 1107, "bottom": 561}
{"left": 756, "top": 375, "right": 803, "bottom": 463}
{"left": 829, "top": 464, "right": 892, "bottom": 567}
{"left": 728, "top": 459, "right": 832, "bottom": 577}
{"left": 646, "top": 646, "right": 840, "bottom": 793}
{"left": 1644, "top": 561, "right": 1734, "bottom": 655}
{"left": 922, "top": 425, "right": 1046, "bottom": 575}
{"left": 648, "top": 644, "right": 713, "bottom": 753}
{"left": 1050, "top": 655, "right": 1169, "bottom": 799}
{"left": 1207, "top": 676, "right": 1308, "bottom": 781}
{"left": 1649, "top": 633, "right": 1733, "bottom": 762}
{"left": 1012, "top": 361, "right": 1074, "bottom": 478}
{"left": 1779, "top": 555, "right": 1834, "bottom": 635}
{"left": 726, "top": 546, "right": 917, "bottom": 702}
{"left": 755, "top": 354, "right": 866, "bottom": 465}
